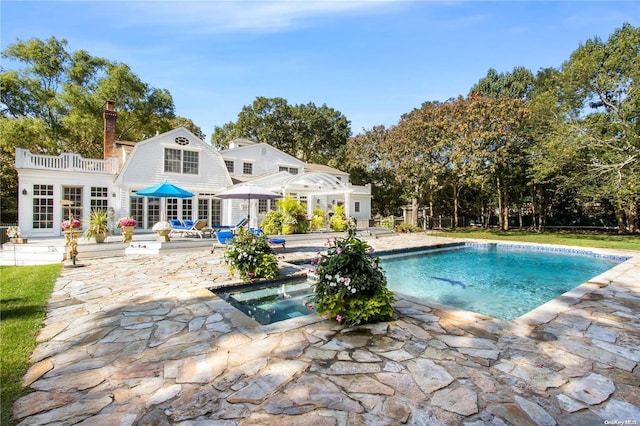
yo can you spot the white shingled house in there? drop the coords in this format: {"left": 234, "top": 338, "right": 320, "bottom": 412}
{"left": 14, "top": 101, "right": 372, "bottom": 237}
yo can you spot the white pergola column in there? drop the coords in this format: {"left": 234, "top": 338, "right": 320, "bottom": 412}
{"left": 344, "top": 191, "right": 352, "bottom": 218}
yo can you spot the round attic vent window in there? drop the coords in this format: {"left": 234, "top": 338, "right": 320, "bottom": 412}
{"left": 175, "top": 136, "right": 190, "bottom": 146}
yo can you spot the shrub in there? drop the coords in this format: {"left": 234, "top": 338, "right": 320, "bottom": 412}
{"left": 308, "top": 226, "right": 395, "bottom": 326}
{"left": 329, "top": 205, "right": 348, "bottom": 231}
{"left": 261, "top": 210, "right": 284, "bottom": 234}
{"left": 311, "top": 207, "right": 326, "bottom": 230}
{"left": 380, "top": 217, "right": 395, "bottom": 229}
{"left": 395, "top": 223, "right": 422, "bottom": 233}
{"left": 224, "top": 227, "right": 279, "bottom": 281}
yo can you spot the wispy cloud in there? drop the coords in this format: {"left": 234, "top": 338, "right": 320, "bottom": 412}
{"left": 110, "top": 0, "right": 402, "bottom": 34}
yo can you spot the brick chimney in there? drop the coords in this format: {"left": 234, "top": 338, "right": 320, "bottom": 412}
{"left": 103, "top": 100, "right": 117, "bottom": 159}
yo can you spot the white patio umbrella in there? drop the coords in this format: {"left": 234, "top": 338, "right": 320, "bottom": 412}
{"left": 214, "top": 184, "right": 282, "bottom": 228}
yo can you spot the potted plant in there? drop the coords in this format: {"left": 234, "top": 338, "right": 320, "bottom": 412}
{"left": 223, "top": 227, "right": 279, "bottom": 281}
{"left": 306, "top": 225, "right": 395, "bottom": 326}
{"left": 152, "top": 221, "right": 172, "bottom": 242}
{"left": 84, "top": 209, "right": 109, "bottom": 243}
{"left": 6, "top": 226, "right": 27, "bottom": 244}
{"left": 61, "top": 218, "right": 82, "bottom": 246}
{"left": 118, "top": 217, "right": 137, "bottom": 243}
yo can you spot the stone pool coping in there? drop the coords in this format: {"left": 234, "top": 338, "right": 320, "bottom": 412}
{"left": 12, "top": 233, "right": 640, "bottom": 425}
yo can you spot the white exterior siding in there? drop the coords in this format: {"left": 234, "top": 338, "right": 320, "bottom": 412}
{"left": 15, "top": 130, "right": 373, "bottom": 237}
{"left": 222, "top": 144, "right": 305, "bottom": 178}
{"left": 17, "top": 168, "right": 117, "bottom": 237}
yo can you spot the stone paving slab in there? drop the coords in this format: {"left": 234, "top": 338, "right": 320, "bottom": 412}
{"left": 11, "top": 233, "right": 640, "bottom": 425}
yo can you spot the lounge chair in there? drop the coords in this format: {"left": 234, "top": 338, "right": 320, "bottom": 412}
{"left": 250, "top": 229, "right": 286, "bottom": 252}
{"left": 211, "top": 230, "right": 235, "bottom": 253}
{"left": 211, "top": 217, "right": 248, "bottom": 233}
{"left": 171, "top": 219, "right": 213, "bottom": 239}
{"left": 169, "top": 219, "right": 192, "bottom": 237}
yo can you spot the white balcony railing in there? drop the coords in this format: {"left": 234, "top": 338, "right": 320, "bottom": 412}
{"left": 15, "top": 148, "right": 119, "bottom": 174}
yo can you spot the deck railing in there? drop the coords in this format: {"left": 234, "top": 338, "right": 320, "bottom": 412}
{"left": 15, "top": 148, "right": 118, "bottom": 174}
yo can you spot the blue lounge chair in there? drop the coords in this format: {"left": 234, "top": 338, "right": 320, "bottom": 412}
{"left": 250, "top": 229, "right": 286, "bottom": 252}
{"left": 211, "top": 217, "right": 248, "bottom": 233}
{"left": 211, "top": 230, "right": 235, "bottom": 253}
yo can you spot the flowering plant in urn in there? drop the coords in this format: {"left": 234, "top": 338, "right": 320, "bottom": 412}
{"left": 118, "top": 217, "right": 137, "bottom": 228}
{"left": 307, "top": 225, "right": 394, "bottom": 326}
{"left": 61, "top": 219, "right": 81, "bottom": 229}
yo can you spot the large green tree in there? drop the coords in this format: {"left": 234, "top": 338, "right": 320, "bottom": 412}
{"left": 558, "top": 23, "right": 640, "bottom": 233}
{"left": 527, "top": 23, "right": 639, "bottom": 233}
{"left": 0, "top": 37, "right": 199, "bottom": 222}
{"left": 210, "top": 96, "right": 351, "bottom": 164}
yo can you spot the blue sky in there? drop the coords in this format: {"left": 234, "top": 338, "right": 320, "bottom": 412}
{"left": 1, "top": 1, "right": 638, "bottom": 139}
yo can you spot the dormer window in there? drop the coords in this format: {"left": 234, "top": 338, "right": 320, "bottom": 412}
{"left": 224, "top": 160, "right": 234, "bottom": 173}
{"left": 164, "top": 148, "right": 199, "bottom": 174}
{"left": 243, "top": 162, "right": 253, "bottom": 175}
{"left": 278, "top": 166, "right": 299, "bottom": 175}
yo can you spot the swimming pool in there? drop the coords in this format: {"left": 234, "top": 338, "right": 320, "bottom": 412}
{"left": 212, "top": 244, "right": 626, "bottom": 324}
{"left": 382, "top": 244, "right": 624, "bottom": 320}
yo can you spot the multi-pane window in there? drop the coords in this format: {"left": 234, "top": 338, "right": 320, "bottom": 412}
{"left": 354, "top": 201, "right": 360, "bottom": 213}
{"left": 147, "top": 197, "right": 160, "bottom": 228}
{"left": 183, "top": 151, "right": 198, "bottom": 174}
{"left": 242, "top": 162, "right": 253, "bottom": 175}
{"left": 225, "top": 160, "right": 234, "bottom": 173}
{"left": 164, "top": 148, "right": 181, "bottom": 173}
{"left": 211, "top": 199, "right": 221, "bottom": 225}
{"left": 278, "top": 166, "right": 299, "bottom": 175}
{"left": 130, "top": 196, "right": 144, "bottom": 228}
{"left": 182, "top": 199, "right": 192, "bottom": 220}
{"left": 258, "top": 199, "right": 268, "bottom": 214}
{"left": 90, "top": 187, "right": 109, "bottom": 212}
{"left": 164, "top": 148, "right": 199, "bottom": 175}
{"left": 32, "top": 184, "right": 54, "bottom": 229}
{"left": 62, "top": 186, "right": 83, "bottom": 220}
{"left": 198, "top": 199, "right": 209, "bottom": 224}
{"left": 166, "top": 198, "right": 178, "bottom": 221}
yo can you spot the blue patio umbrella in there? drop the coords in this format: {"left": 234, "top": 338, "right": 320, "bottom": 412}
{"left": 136, "top": 182, "right": 195, "bottom": 222}
{"left": 136, "top": 182, "right": 195, "bottom": 198}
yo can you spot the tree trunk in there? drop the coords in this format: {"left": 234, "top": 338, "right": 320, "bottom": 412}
{"left": 411, "top": 196, "right": 418, "bottom": 226}
{"left": 538, "top": 187, "right": 546, "bottom": 232}
{"left": 428, "top": 195, "right": 434, "bottom": 229}
{"left": 615, "top": 204, "right": 627, "bottom": 234}
{"left": 629, "top": 200, "right": 638, "bottom": 233}
{"left": 496, "top": 176, "right": 509, "bottom": 231}
{"left": 530, "top": 186, "right": 537, "bottom": 231}
{"left": 453, "top": 182, "right": 459, "bottom": 229}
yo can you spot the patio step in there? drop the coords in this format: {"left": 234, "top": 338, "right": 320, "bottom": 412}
{"left": 0, "top": 242, "right": 65, "bottom": 266}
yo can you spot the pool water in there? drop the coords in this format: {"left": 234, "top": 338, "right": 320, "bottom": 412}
{"left": 213, "top": 245, "right": 624, "bottom": 324}
{"left": 214, "top": 281, "right": 314, "bottom": 325}
{"left": 382, "top": 245, "right": 622, "bottom": 320}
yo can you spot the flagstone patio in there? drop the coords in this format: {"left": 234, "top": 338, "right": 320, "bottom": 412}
{"left": 12, "top": 233, "right": 640, "bottom": 425}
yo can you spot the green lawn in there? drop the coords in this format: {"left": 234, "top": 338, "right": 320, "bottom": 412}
{"left": 431, "top": 229, "right": 640, "bottom": 251}
{"left": 1, "top": 264, "right": 61, "bottom": 426}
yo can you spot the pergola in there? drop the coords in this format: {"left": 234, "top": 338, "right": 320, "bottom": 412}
{"left": 243, "top": 171, "right": 356, "bottom": 217}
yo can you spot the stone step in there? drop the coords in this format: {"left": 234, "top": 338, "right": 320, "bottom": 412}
{"left": 0, "top": 243, "right": 65, "bottom": 266}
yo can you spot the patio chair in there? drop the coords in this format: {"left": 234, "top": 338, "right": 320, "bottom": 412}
{"left": 211, "top": 217, "right": 248, "bottom": 233}
{"left": 169, "top": 219, "right": 192, "bottom": 237}
{"left": 211, "top": 230, "right": 235, "bottom": 253}
{"left": 250, "top": 229, "right": 286, "bottom": 252}
{"left": 184, "top": 219, "right": 213, "bottom": 239}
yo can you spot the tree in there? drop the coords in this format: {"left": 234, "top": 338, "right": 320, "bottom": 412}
{"left": 471, "top": 68, "right": 533, "bottom": 230}
{"left": 210, "top": 96, "right": 351, "bottom": 164}
{"left": 558, "top": 23, "right": 640, "bottom": 233}
{"left": 0, "top": 36, "right": 187, "bottom": 222}
{"left": 342, "top": 125, "right": 406, "bottom": 216}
